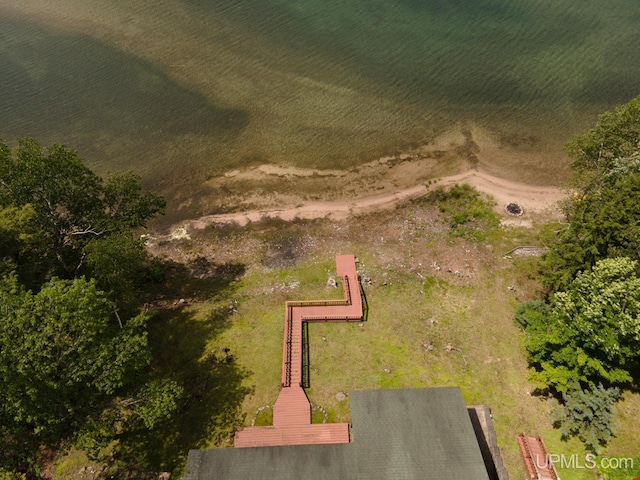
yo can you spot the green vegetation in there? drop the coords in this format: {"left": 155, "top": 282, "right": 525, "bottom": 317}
{"left": 0, "top": 139, "right": 177, "bottom": 477}
{"left": 423, "top": 183, "right": 500, "bottom": 241}
{"left": 524, "top": 257, "right": 640, "bottom": 392}
{"left": 551, "top": 383, "right": 620, "bottom": 453}
{"left": 518, "top": 96, "right": 640, "bottom": 454}
{"left": 598, "top": 456, "right": 640, "bottom": 479}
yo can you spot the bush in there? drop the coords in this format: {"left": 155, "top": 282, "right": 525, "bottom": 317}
{"left": 425, "top": 184, "right": 499, "bottom": 241}
{"left": 514, "top": 298, "right": 550, "bottom": 330}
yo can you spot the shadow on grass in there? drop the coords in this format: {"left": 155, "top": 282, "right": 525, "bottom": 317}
{"left": 103, "top": 261, "right": 252, "bottom": 478}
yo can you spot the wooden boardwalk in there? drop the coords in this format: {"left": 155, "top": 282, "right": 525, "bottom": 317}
{"left": 235, "top": 255, "right": 363, "bottom": 448}
{"left": 516, "top": 433, "right": 559, "bottom": 480}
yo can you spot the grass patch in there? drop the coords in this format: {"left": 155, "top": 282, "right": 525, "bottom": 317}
{"left": 422, "top": 183, "right": 500, "bottom": 241}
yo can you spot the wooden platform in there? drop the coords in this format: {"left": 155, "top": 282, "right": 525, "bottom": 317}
{"left": 516, "top": 433, "right": 559, "bottom": 480}
{"left": 234, "top": 255, "right": 363, "bottom": 448}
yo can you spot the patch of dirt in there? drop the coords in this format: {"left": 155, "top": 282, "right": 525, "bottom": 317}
{"left": 261, "top": 235, "right": 304, "bottom": 269}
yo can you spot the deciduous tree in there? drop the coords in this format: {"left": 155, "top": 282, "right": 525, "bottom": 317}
{"left": 525, "top": 257, "right": 640, "bottom": 392}
{"left": 0, "top": 277, "right": 151, "bottom": 474}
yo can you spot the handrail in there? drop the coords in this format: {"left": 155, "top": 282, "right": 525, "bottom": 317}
{"left": 282, "top": 269, "right": 360, "bottom": 387}
{"left": 286, "top": 275, "right": 353, "bottom": 308}
{"left": 283, "top": 305, "right": 293, "bottom": 387}
{"left": 537, "top": 435, "right": 559, "bottom": 480}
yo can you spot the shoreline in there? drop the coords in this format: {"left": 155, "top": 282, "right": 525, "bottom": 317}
{"left": 160, "top": 124, "right": 571, "bottom": 234}
{"left": 177, "top": 167, "right": 567, "bottom": 232}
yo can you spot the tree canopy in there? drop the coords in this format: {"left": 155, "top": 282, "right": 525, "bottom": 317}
{"left": 524, "top": 257, "right": 640, "bottom": 392}
{"left": 566, "top": 96, "right": 640, "bottom": 192}
{"left": 0, "top": 138, "right": 165, "bottom": 286}
{"left": 0, "top": 138, "right": 178, "bottom": 476}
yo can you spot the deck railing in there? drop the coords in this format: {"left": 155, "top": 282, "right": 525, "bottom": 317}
{"left": 283, "top": 305, "right": 294, "bottom": 387}
{"left": 281, "top": 272, "right": 361, "bottom": 387}
{"left": 286, "top": 276, "right": 352, "bottom": 308}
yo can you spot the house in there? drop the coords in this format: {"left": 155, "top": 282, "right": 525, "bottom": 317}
{"left": 183, "top": 387, "right": 507, "bottom": 480}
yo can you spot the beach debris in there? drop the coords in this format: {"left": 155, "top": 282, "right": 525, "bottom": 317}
{"left": 170, "top": 226, "right": 191, "bottom": 240}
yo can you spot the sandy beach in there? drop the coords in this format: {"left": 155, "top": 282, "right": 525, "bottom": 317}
{"left": 181, "top": 167, "right": 566, "bottom": 231}
{"left": 176, "top": 125, "right": 569, "bottom": 232}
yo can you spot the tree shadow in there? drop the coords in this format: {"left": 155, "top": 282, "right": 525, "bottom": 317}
{"left": 148, "top": 258, "right": 246, "bottom": 305}
{"left": 102, "top": 261, "right": 252, "bottom": 478}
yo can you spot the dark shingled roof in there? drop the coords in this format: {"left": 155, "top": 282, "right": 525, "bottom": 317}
{"left": 183, "top": 387, "right": 491, "bottom": 480}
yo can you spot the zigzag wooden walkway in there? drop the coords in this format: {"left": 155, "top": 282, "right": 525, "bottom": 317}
{"left": 234, "top": 255, "right": 363, "bottom": 448}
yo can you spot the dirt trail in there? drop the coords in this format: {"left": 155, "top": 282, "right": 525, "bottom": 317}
{"left": 182, "top": 168, "right": 567, "bottom": 230}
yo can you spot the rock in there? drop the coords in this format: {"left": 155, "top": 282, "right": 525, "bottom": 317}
{"left": 421, "top": 341, "right": 434, "bottom": 351}
{"left": 335, "top": 392, "right": 347, "bottom": 401}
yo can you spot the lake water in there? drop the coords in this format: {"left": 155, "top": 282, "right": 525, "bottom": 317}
{"left": 1, "top": 0, "right": 639, "bottom": 208}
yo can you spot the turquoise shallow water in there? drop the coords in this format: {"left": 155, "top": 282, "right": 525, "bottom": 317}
{"left": 1, "top": 1, "right": 639, "bottom": 203}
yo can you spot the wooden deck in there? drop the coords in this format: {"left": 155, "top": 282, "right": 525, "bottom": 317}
{"left": 235, "top": 255, "right": 363, "bottom": 448}
{"left": 516, "top": 433, "right": 559, "bottom": 480}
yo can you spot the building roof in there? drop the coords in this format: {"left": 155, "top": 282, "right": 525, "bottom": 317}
{"left": 183, "top": 387, "right": 492, "bottom": 480}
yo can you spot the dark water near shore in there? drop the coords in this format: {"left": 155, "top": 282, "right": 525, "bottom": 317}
{"left": 1, "top": 1, "right": 639, "bottom": 204}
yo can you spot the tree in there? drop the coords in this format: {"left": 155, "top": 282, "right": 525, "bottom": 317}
{"left": 0, "top": 277, "right": 151, "bottom": 474}
{"left": 84, "top": 233, "right": 151, "bottom": 316}
{"left": 525, "top": 257, "right": 640, "bottom": 392}
{"left": 542, "top": 169, "right": 640, "bottom": 290}
{"left": 566, "top": 95, "right": 640, "bottom": 192}
{"left": 0, "top": 138, "right": 165, "bottom": 283}
{"left": 0, "top": 205, "right": 41, "bottom": 280}
{"left": 0, "top": 138, "right": 175, "bottom": 476}
{"left": 551, "top": 382, "right": 620, "bottom": 453}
